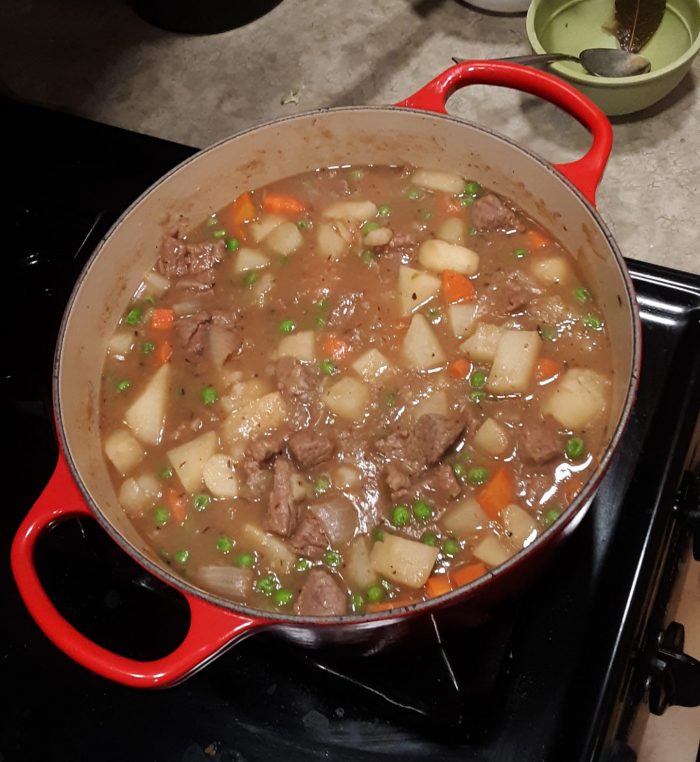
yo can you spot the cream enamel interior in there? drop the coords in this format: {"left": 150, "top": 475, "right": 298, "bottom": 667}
{"left": 56, "top": 107, "right": 639, "bottom": 599}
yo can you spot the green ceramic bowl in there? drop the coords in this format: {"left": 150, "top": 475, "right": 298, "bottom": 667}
{"left": 526, "top": 0, "right": 700, "bottom": 115}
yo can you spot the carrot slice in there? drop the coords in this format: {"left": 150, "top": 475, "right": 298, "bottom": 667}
{"left": 536, "top": 356, "right": 561, "bottom": 382}
{"left": 321, "top": 335, "right": 350, "bottom": 361}
{"left": 526, "top": 229, "right": 551, "bottom": 249}
{"left": 437, "top": 193, "right": 461, "bottom": 216}
{"left": 150, "top": 307, "right": 174, "bottom": 330}
{"left": 166, "top": 488, "right": 188, "bottom": 524}
{"left": 451, "top": 562, "right": 487, "bottom": 587}
{"left": 224, "top": 191, "right": 256, "bottom": 228}
{"left": 441, "top": 270, "right": 476, "bottom": 304}
{"left": 262, "top": 193, "right": 306, "bottom": 216}
{"left": 425, "top": 573, "right": 453, "bottom": 598}
{"left": 447, "top": 358, "right": 471, "bottom": 379}
{"left": 366, "top": 598, "right": 414, "bottom": 614}
{"left": 156, "top": 339, "right": 173, "bottom": 365}
{"left": 476, "top": 466, "right": 516, "bottom": 520}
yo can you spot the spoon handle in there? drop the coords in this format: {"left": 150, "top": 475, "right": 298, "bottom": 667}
{"left": 452, "top": 53, "right": 580, "bottom": 66}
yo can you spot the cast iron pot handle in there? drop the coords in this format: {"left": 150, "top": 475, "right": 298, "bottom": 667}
{"left": 11, "top": 452, "right": 266, "bottom": 688}
{"left": 396, "top": 61, "right": 613, "bottom": 207}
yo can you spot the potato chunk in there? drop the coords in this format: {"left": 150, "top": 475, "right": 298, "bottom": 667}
{"left": 447, "top": 302, "right": 477, "bottom": 338}
{"left": 402, "top": 314, "right": 446, "bottom": 370}
{"left": 352, "top": 348, "right": 390, "bottom": 381}
{"left": 412, "top": 389, "right": 448, "bottom": 419}
{"left": 472, "top": 532, "right": 512, "bottom": 567}
{"left": 369, "top": 533, "right": 439, "bottom": 589}
{"left": 124, "top": 364, "right": 171, "bottom": 445}
{"left": 398, "top": 265, "right": 441, "bottom": 316}
{"left": 167, "top": 430, "right": 219, "bottom": 493}
{"left": 278, "top": 330, "right": 316, "bottom": 362}
{"left": 459, "top": 323, "right": 503, "bottom": 362}
{"left": 322, "top": 377, "right": 369, "bottom": 421}
{"left": 235, "top": 247, "right": 270, "bottom": 272}
{"left": 317, "top": 222, "right": 349, "bottom": 260}
{"left": 265, "top": 221, "right": 303, "bottom": 256}
{"left": 411, "top": 168, "right": 464, "bottom": 194}
{"left": 487, "top": 330, "right": 541, "bottom": 394}
{"left": 323, "top": 200, "right": 377, "bottom": 221}
{"left": 530, "top": 256, "right": 573, "bottom": 286}
{"left": 418, "top": 239, "right": 479, "bottom": 275}
{"left": 222, "top": 391, "right": 287, "bottom": 447}
{"left": 364, "top": 227, "right": 393, "bottom": 247}
{"left": 441, "top": 496, "right": 489, "bottom": 537}
{"left": 437, "top": 217, "right": 467, "bottom": 245}
{"left": 249, "top": 214, "right": 284, "bottom": 243}
{"left": 541, "top": 368, "right": 610, "bottom": 429}
{"left": 203, "top": 453, "right": 239, "bottom": 498}
{"left": 241, "top": 523, "right": 295, "bottom": 574}
{"left": 473, "top": 417, "right": 510, "bottom": 456}
{"left": 345, "top": 536, "right": 380, "bottom": 589}
{"left": 104, "top": 429, "right": 144, "bottom": 475}
{"left": 502, "top": 503, "right": 538, "bottom": 548}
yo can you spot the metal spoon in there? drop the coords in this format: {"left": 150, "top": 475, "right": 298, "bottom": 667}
{"left": 452, "top": 49, "right": 651, "bottom": 78}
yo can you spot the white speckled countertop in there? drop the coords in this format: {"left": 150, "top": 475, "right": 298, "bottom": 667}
{"left": 1, "top": 0, "right": 698, "bottom": 757}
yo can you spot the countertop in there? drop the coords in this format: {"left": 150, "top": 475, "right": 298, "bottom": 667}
{"left": 1, "top": 1, "right": 698, "bottom": 759}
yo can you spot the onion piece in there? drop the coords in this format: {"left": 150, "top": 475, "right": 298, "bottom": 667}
{"left": 196, "top": 565, "right": 253, "bottom": 599}
{"left": 144, "top": 270, "right": 170, "bottom": 296}
{"left": 309, "top": 497, "right": 358, "bottom": 546}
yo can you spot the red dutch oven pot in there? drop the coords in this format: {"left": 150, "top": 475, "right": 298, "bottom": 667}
{"left": 11, "top": 62, "right": 641, "bottom": 688}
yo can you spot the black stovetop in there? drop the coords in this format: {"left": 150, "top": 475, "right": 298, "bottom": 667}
{"left": 2, "top": 96, "right": 699, "bottom": 762}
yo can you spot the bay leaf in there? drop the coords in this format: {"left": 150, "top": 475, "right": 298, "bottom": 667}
{"left": 614, "top": 0, "right": 666, "bottom": 53}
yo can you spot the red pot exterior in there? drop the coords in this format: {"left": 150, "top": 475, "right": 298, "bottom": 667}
{"left": 11, "top": 62, "right": 641, "bottom": 688}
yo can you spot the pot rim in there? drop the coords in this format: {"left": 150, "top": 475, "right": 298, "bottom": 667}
{"left": 53, "top": 104, "right": 642, "bottom": 626}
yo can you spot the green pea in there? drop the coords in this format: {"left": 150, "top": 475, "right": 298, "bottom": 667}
{"left": 193, "top": 493, "right": 210, "bottom": 511}
{"left": 319, "top": 359, "right": 335, "bottom": 376}
{"left": 212, "top": 228, "right": 227, "bottom": 239}
{"left": 295, "top": 558, "right": 311, "bottom": 572}
{"left": 383, "top": 391, "right": 396, "bottom": 408}
{"left": 467, "top": 466, "right": 490, "bottom": 486}
{"left": 200, "top": 386, "right": 218, "bottom": 405}
{"left": 582, "top": 313, "right": 604, "bottom": 331}
{"left": 273, "top": 588, "right": 294, "bottom": 607}
{"left": 574, "top": 287, "right": 591, "bottom": 303}
{"left": 206, "top": 215, "right": 219, "bottom": 227}
{"left": 468, "top": 226, "right": 478, "bottom": 236}
{"left": 143, "top": 296, "right": 156, "bottom": 306}
{"left": 125, "top": 308, "right": 141, "bottom": 325}
{"left": 464, "top": 180, "right": 482, "bottom": 197}
{"left": 142, "top": 341, "right": 155, "bottom": 355}
{"left": 351, "top": 593, "right": 365, "bottom": 612}
{"left": 324, "top": 550, "right": 342, "bottom": 567}
{"left": 377, "top": 205, "right": 391, "bottom": 218}
{"left": 116, "top": 379, "right": 130, "bottom": 393}
{"left": 159, "top": 465, "right": 173, "bottom": 480}
{"left": 422, "top": 210, "right": 433, "bottom": 220}
{"left": 421, "top": 531, "right": 438, "bottom": 546}
{"left": 513, "top": 247, "right": 528, "bottom": 260}
{"left": 391, "top": 505, "right": 411, "bottom": 527}
{"left": 452, "top": 462, "right": 467, "bottom": 481}
{"left": 236, "top": 553, "right": 255, "bottom": 568}
{"left": 412, "top": 500, "right": 433, "bottom": 521}
{"left": 242, "top": 271, "right": 259, "bottom": 288}
{"left": 314, "top": 315, "right": 327, "bottom": 329}
{"left": 279, "top": 319, "right": 296, "bottom": 334}
{"left": 442, "top": 538, "right": 460, "bottom": 557}
{"left": 459, "top": 196, "right": 475, "bottom": 207}
{"left": 297, "top": 220, "right": 311, "bottom": 230}
{"left": 315, "top": 298, "right": 329, "bottom": 310}
{"left": 153, "top": 506, "right": 170, "bottom": 526}
{"left": 362, "top": 221, "right": 380, "bottom": 234}
{"left": 278, "top": 254, "right": 289, "bottom": 266}
{"left": 361, "top": 250, "right": 376, "bottom": 265}
{"left": 469, "top": 389, "right": 486, "bottom": 403}
{"left": 426, "top": 307, "right": 442, "bottom": 325}
{"left": 255, "top": 574, "right": 279, "bottom": 596}
{"left": 538, "top": 324, "right": 558, "bottom": 342}
{"left": 543, "top": 508, "right": 561, "bottom": 527}
{"left": 349, "top": 168, "right": 364, "bottom": 180}
{"left": 313, "top": 475, "right": 331, "bottom": 495}
{"left": 373, "top": 528, "right": 385, "bottom": 542}
{"left": 216, "top": 535, "right": 233, "bottom": 553}
{"left": 406, "top": 188, "right": 423, "bottom": 200}
{"left": 565, "top": 436, "right": 587, "bottom": 460}
{"left": 174, "top": 549, "right": 189, "bottom": 564}
{"left": 470, "top": 368, "right": 487, "bottom": 388}
{"left": 366, "top": 584, "right": 386, "bottom": 603}
{"left": 225, "top": 237, "right": 240, "bottom": 252}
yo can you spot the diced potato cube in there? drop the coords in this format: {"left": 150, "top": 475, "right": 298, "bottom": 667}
{"left": 441, "top": 497, "right": 489, "bottom": 536}
{"left": 472, "top": 532, "right": 513, "bottom": 567}
{"left": 370, "top": 533, "right": 439, "bottom": 589}
{"left": 253, "top": 272, "right": 275, "bottom": 306}
{"left": 334, "top": 464, "right": 360, "bottom": 489}
{"left": 108, "top": 331, "right": 134, "bottom": 358}
{"left": 278, "top": 330, "right": 316, "bottom": 362}
{"left": 345, "top": 536, "right": 379, "bottom": 589}
{"left": 249, "top": 214, "right": 284, "bottom": 243}
{"left": 235, "top": 247, "right": 270, "bottom": 272}
{"left": 241, "top": 523, "right": 295, "bottom": 574}
{"left": 459, "top": 322, "right": 503, "bottom": 362}
{"left": 364, "top": 227, "right": 393, "bottom": 247}
{"left": 323, "top": 200, "right": 377, "bottom": 221}
{"left": 418, "top": 239, "right": 479, "bottom": 275}
{"left": 402, "top": 314, "right": 446, "bottom": 370}
{"left": 317, "top": 222, "right": 348, "bottom": 260}
{"left": 502, "top": 503, "right": 538, "bottom": 548}
{"left": 487, "top": 330, "right": 541, "bottom": 394}
{"left": 352, "top": 348, "right": 390, "bottom": 380}
{"left": 209, "top": 324, "right": 240, "bottom": 369}
{"left": 203, "top": 453, "right": 239, "bottom": 498}
{"left": 221, "top": 391, "right": 287, "bottom": 445}
{"left": 530, "top": 256, "right": 573, "bottom": 286}
{"left": 104, "top": 429, "right": 144, "bottom": 475}
{"left": 118, "top": 474, "right": 161, "bottom": 517}
{"left": 322, "top": 377, "right": 369, "bottom": 421}
{"left": 124, "top": 364, "right": 171, "bottom": 445}
{"left": 167, "top": 430, "right": 219, "bottom": 493}
{"left": 265, "top": 221, "right": 303, "bottom": 255}
{"left": 437, "top": 217, "right": 467, "bottom": 245}
{"left": 411, "top": 168, "right": 464, "bottom": 194}
{"left": 144, "top": 270, "right": 170, "bottom": 297}
{"left": 473, "top": 417, "right": 509, "bottom": 456}
{"left": 412, "top": 389, "right": 448, "bottom": 419}
{"left": 541, "top": 368, "right": 610, "bottom": 429}
{"left": 221, "top": 379, "right": 270, "bottom": 414}
{"left": 447, "top": 302, "right": 478, "bottom": 338}
{"left": 398, "top": 265, "right": 441, "bottom": 316}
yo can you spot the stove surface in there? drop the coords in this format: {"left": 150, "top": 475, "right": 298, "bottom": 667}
{"left": 2, "top": 97, "right": 698, "bottom": 762}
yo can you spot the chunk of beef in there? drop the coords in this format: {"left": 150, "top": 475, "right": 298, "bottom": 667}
{"left": 174, "top": 269, "right": 216, "bottom": 291}
{"left": 376, "top": 230, "right": 420, "bottom": 260}
{"left": 242, "top": 459, "right": 270, "bottom": 496}
{"left": 177, "top": 311, "right": 211, "bottom": 356}
{"left": 481, "top": 270, "right": 540, "bottom": 315}
{"left": 265, "top": 456, "right": 302, "bottom": 537}
{"left": 294, "top": 568, "right": 347, "bottom": 617}
{"left": 519, "top": 416, "right": 562, "bottom": 465}
{"left": 470, "top": 194, "right": 524, "bottom": 232}
{"left": 157, "top": 235, "right": 224, "bottom": 278}
{"left": 385, "top": 463, "right": 412, "bottom": 494}
{"left": 276, "top": 356, "right": 318, "bottom": 406}
{"left": 245, "top": 429, "right": 288, "bottom": 463}
{"left": 288, "top": 512, "right": 329, "bottom": 559}
{"left": 375, "top": 428, "right": 425, "bottom": 476}
{"left": 288, "top": 430, "right": 336, "bottom": 470}
{"left": 393, "top": 464, "right": 461, "bottom": 506}
{"left": 415, "top": 413, "right": 466, "bottom": 465}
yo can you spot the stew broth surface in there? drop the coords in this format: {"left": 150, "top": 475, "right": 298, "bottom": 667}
{"left": 100, "top": 165, "right": 612, "bottom": 616}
